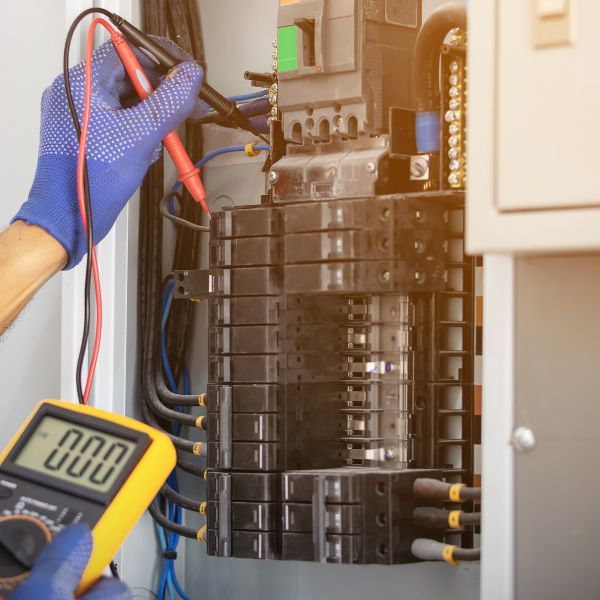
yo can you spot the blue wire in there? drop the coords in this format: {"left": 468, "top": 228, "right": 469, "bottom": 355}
{"left": 156, "top": 280, "right": 190, "bottom": 600}
{"left": 154, "top": 503, "right": 175, "bottom": 600}
{"left": 182, "top": 365, "right": 191, "bottom": 396}
{"left": 227, "top": 89, "right": 268, "bottom": 102}
{"left": 171, "top": 145, "right": 270, "bottom": 193}
{"left": 168, "top": 562, "right": 192, "bottom": 600}
{"left": 161, "top": 282, "right": 177, "bottom": 392}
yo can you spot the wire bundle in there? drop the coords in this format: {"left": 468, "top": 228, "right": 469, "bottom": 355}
{"left": 411, "top": 478, "right": 481, "bottom": 566}
{"left": 138, "top": 2, "right": 209, "bottom": 597}
{"left": 153, "top": 280, "right": 193, "bottom": 600}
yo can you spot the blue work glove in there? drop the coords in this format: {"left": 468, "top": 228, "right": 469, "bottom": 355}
{"left": 13, "top": 37, "right": 204, "bottom": 269}
{"left": 9, "top": 523, "right": 130, "bottom": 600}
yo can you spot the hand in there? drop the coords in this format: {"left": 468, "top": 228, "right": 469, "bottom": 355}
{"left": 13, "top": 36, "right": 204, "bottom": 269}
{"left": 9, "top": 523, "right": 130, "bottom": 599}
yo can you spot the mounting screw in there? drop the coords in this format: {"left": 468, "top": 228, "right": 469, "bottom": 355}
{"left": 366, "top": 162, "right": 377, "bottom": 174}
{"left": 268, "top": 170, "right": 279, "bottom": 184}
{"left": 334, "top": 115, "right": 344, "bottom": 128}
{"left": 384, "top": 449, "right": 396, "bottom": 461}
{"left": 512, "top": 426, "right": 536, "bottom": 452}
{"left": 380, "top": 270, "right": 391, "bottom": 283}
{"left": 410, "top": 155, "right": 429, "bottom": 179}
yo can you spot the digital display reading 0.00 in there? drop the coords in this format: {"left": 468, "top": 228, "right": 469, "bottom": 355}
{"left": 14, "top": 415, "right": 138, "bottom": 494}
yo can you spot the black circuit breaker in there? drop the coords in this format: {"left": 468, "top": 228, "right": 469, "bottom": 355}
{"left": 204, "top": 192, "right": 476, "bottom": 563}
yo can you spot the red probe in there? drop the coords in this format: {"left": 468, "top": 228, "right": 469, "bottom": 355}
{"left": 109, "top": 29, "right": 210, "bottom": 214}
{"left": 76, "top": 19, "right": 209, "bottom": 403}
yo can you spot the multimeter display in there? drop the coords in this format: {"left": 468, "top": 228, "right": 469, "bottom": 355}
{"left": 13, "top": 415, "right": 137, "bottom": 494}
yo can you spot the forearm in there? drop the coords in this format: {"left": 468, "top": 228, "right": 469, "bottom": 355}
{"left": 0, "top": 221, "right": 67, "bottom": 335}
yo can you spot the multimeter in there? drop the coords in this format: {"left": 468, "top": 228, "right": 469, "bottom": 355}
{"left": 0, "top": 400, "right": 176, "bottom": 594}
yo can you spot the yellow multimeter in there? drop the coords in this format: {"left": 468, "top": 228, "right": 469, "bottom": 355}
{"left": 0, "top": 399, "right": 176, "bottom": 594}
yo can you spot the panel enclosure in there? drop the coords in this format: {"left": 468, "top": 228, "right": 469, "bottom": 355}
{"left": 467, "top": 0, "right": 600, "bottom": 253}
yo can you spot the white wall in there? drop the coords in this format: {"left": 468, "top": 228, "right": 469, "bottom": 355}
{"left": 0, "top": 1, "right": 65, "bottom": 441}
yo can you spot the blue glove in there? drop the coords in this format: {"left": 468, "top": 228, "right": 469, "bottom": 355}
{"left": 9, "top": 523, "right": 130, "bottom": 600}
{"left": 13, "top": 37, "right": 204, "bottom": 269}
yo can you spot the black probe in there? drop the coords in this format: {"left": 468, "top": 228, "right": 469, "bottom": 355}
{"left": 109, "top": 14, "right": 266, "bottom": 140}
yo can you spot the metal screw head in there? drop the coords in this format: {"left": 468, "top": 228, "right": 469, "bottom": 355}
{"left": 380, "top": 270, "right": 391, "bottom": 283}
{"left": 410, "top": 155, "right": 429, "bottom": 180}
{"left": 334, "top": 115, "right": 343, "bottom": 128}
{"left": 384, "top": 449, "right": 396, "bottom": 461}
{"left": 512, "top": 426, "right": 536, "bottom": 452}
{"left": 268, "top": 170, "right": 279, "bottom": 184}
{"left": 366, "top": 162, "right": 377, "bottom": 174}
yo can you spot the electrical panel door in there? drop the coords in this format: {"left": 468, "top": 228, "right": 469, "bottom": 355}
{"left": 467, "top": 0, "right": 600, "bottom": 253}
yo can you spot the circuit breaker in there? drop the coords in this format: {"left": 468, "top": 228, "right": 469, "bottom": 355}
{"left": 172, "top": 0, "right": 479, "bottom": 565}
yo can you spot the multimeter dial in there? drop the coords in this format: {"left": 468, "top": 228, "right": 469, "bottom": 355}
{"left": 0, "top": 515, "right": 51, "bottom": 589}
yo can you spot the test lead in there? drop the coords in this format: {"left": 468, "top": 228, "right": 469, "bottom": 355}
{"left": 108, "top": 14, "right": 267, "bottom": 140}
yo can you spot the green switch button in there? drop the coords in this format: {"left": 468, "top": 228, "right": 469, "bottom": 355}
{"left": 278, "top": 26, "right": 298, "bottom": 73}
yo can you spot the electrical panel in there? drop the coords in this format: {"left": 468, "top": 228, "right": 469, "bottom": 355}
{"left": 467, "top": 0, "right": 600, "bottom": 253}
{"left": 172, "top": 0, "right": 480, "bottom": 566}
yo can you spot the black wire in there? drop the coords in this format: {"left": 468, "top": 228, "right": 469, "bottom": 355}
{"left": 453, "top": 547, "right": 481, "bottom": 561}
{"left": 109, "top": 561, "right": 120, "bottom": 578}
{"left": 155, "top": 368, "right": 204, "bottom": 406}
{"left": 63, "top": 10, "right": 114, "bottom": 407}
{"left": 160, "top": 483, "right": 203, "bottom": 512}
{"left": 460, "top": 486, "right": 481, "bottom": 501}
{"left": 176, "top": 456, "right": 204, "bottom": 476}
{"left": 63, "top": 8, "right": 119, "bottom": 579}
{"left": 148, "top": 503, "right": 199, "bottom": 540}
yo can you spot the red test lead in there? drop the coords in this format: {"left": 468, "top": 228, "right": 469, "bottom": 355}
{"left": 109, "top": 31, "right": 210, "bottom": 214}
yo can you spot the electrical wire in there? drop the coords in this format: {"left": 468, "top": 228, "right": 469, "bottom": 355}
{"left": 154, "top": 278, "right": 203, "bottom": 600}
{"left": 413, "top": 478, "right": 481, "bottom": 502}
{"left": 135, "top": 7, "right": 205, "bottom": 596}
{"left": 176, "top": 455, "right": 204, "bottom": 476}
{"left": 159, "top": 281, "right": 206, "bottom": 514}
{"left": 79, "top": 18, "right": 122, "bottom": 403}
{"left": 160, "top": 195, "right": 210, "bottom": 232}
{"left": 412, "top": 506, "right": 480, "bottom": 529}
{"left": 63, "top": 9, "right": 120, "bottom": 578}
{"left": 161, "top": 144, "right": 270, "bottom": 230}
{"left": 411, "top": 538, "right": 480, "bottom": 564}
{"left": 154, "top": 371, "right": 202, "bottom": 407}
{"left": 171, "top": 144, "right": 270, "bottom": 193}
{"left": 156, "top": 281, "right": 204, "bottom": 407}
{"left": 227, "top": 90, "right": 269, "bottom": 102}
{"left": 149, "top": 502, "right": 199, "bottom": 540}
{"left": 160, "top": 483, "right": 202, "bottom": 513}
{"left": 64, "top": 8, "right": 112, "bottom": 406}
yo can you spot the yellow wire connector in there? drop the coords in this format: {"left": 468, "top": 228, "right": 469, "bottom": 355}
{"left": 449, "top": 483, "right": 466, "bottom": 503}
{"left": 197, "top": 524, "right": 207, "bottom": 544}
{"left": 448, "top": 510, "right": 462, "bottom": 529}
{"left": 196, "top": 416, "right": 205, "bottom": 430}
{"left": 198, "top": 393, "right": 206, "bottom": 407}
{"left": 443, "top": 544, "right": 459, "bottom": 566}
{"left": 199, "top": 502, "right": 207, "bottom": 516}
{"left": 244, "top": 142, "right": 261, "bottom": 157}
{"left": 193, "top": 442, "right": 203, "bottom": 456}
